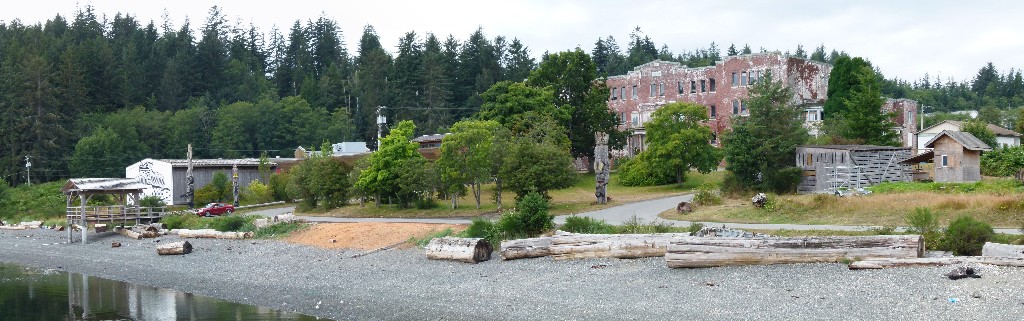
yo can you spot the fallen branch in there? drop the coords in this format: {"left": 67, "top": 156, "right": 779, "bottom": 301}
{"left": 849, "top": 256, "right": 1024, "bottom": 269}
{"left": 175, "top": 229, "right": 253, "bottom": 239}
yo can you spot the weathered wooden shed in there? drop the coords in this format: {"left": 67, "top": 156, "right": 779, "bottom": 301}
{"left": 125, "top": 159, "right": 276, "bottom": 205}
{"left": 925, "top": 130, "right": 991, "bottom": 182}
{"left": 796, "top": 145, "right": 913, "bottom": 194}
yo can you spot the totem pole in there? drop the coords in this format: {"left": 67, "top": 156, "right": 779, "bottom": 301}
{"left": 595, "top": 132, "right": 610, "bottom": 204}
{"left": 232, "top": 164, "right": 239, "bottom": 207}
{"left": 185, "top": 144, "right": 195, "bottom": 209}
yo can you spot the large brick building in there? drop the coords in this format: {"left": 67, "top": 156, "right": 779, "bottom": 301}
{"left": 605, "top": 52, "right": 916, "bottom": 155}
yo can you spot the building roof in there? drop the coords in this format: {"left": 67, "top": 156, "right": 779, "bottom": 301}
{"left": 797, "top": 145, "right": 910, "bottom": 151}
{"left": 924, "top": 130, "right": 992, "bottom": 151}
{"left": 153, "top": 158, "right": 273, "bottom": 167}
{"left": 62, "top": 178, "right": 151, "bottom": 195}
{"left": 411, "top": 133, "right": 449, "bottom": 143}
{"left": 918, "top": 120, "right": 1022, "bottom": 137}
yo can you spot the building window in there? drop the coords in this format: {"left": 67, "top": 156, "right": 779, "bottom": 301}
{"left": 620, "top": 112, "right": 627, "bottom": 124}
{"left": 741, "top": 100, "right": 748, "bottom": 114}
{"left": 690, "top": 80, "right": 696, "bottom": 94}
{"left": 660, "top": 83, "right": 665, "bottom": 96}
{"left": 741, "top": 71, "right": 748, "bottom": 86}
{"left": 941, "top": 155, "right": 948, "bottom": 167}
{"left": 731, "top": 72, "right": 738, "bottom": 86}
{"left": 710, "top": 105, "right": 716, "bottom": 118}
{"left": 754, "top": 70, "right": 762, "bottom": 84}
{"left": 631, "top": 112, "right": 639, "bottom": 127}
{"left": 709, "top": 78, "right": 716, "bottom": 92}
{"left": 650, "top": 84, "right": 656, "bottom": 97}
{"left": 611, "top": 88, "right": 617, "bottom": 100}
{"left": 700, "top": 80, "right": 706, "bottom": 93}
{"left": 632, "top": 85, "right": 638, "bottom": 99}
{"left": 678, "top": 81, "right": 683, "bottom": 95}
{"left": 732, "top": 100, "right": 739, "bottom": 114}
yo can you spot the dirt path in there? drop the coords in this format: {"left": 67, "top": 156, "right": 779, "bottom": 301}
{"left": 284, "top": 222, "right": 466, "bottom": 250}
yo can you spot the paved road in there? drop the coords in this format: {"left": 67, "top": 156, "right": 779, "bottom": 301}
{"left": 246, "top": 196, "right": 1022, "bottom": 234}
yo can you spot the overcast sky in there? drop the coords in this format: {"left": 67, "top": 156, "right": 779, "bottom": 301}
{"left": 3, "top": 1, "right": 1021, "bottom": 82}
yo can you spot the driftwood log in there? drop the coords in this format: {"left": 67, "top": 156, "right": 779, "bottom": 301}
{"left": 115, "top": 226, "right": 143, "bottom": 240}
{"left": 666, "top": 235, "right": 924, "bottom": 268}
{"left": 156, "top": 241, "right": 192, "bottom": 255}
{"left": 94, "top": 224, "right": 108, "bottom": 233}
{"left": 500, "top": 231, "right": 692, "bottom": 260}
{"left": 0, "top": 225, "right": 27, "bottom": 230}
{"left": 982, "top": 242, "right": 1024, "bottom": 258}
{"left": 174, "top": 229, "right": 253, "bottom": 239}
{"left": 849, "top": 256, "right": 1024, "bottom": 269}
{"left": 425, "top": 237, "right": 493, "bottom": 263}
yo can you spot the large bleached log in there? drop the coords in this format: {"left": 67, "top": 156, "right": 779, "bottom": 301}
{"left": 176, "top": 229, "right": 253, "bottom": 239}
{"left": 425, "top": 237, "right": 493, "bottom": 263}
{"left": 849, "top": 256, "right": 1024, "bottom": 269}
{"left": 666, "top": 235, "right": 924, "bottom": 268}
{"left": 115, "top": 226, "right": 143, "bottom": 240}
{"left": 982, "top": 242, "right": 1024, "bottom": 258}
{"left": 500, "top": 231, "right": 692, "bottom": 260}
{"left": 156, "top": 241, "right": 192, "bottom": 255}
{"left": 0, "top": 225, "right": 28, "bottom": 230}
{"left": 501, "top": 237, "right": 552, "bottom": 260}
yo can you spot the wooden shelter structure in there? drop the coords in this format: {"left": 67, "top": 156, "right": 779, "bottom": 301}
{"left": 796, "top": 145, "right": 913, "bottom": 194}
{"left": 62, "top": 178, "right": 167, "bottom": 244}
{"left": 921, "top": 130, "right": 991, "bottom": 182}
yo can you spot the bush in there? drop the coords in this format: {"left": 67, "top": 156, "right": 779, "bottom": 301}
{"left": 981, "top": 145, "right": 1024, "bottom": 177}
{"left": 209, "top": 214, "right": 253, "bottom": 232}
{"left": 618, "top": 215, "right": 674, "bottom": 234}
{"left": 617, "top": 154, "right": 674, "bottom": 187}
{"left": 687, "top": 222, "right": 705, "bottom": 235}
{"left": 767, "top": 167, "right": 804, "bottom": 194}
{"left": 497, "top": 192, "right": 554, "bottom": 239}
{"left": 268, "top": 172, "right": 292, "bottom": 202}
{"left": 461, "top": 218, "right": 500, "bottom": 247}
{"left": 159, "top": 213, "right": 203, "bottom": 230}
{"left": 719, "top": 172, "right": 746, "bottom": 196}
{"left": 139, "top": 195, "right": 166, "bottom": 208}
{"left": 241, "top": 181, "right": 274, "bottom": 205}
{"left": 692, "top": 184, "right": 722, "bottom": 206}
{"left": 194, "top": 184, "right": 220, "bottom": 205}
{"left": 253, "top": 221, "right": 308, "bottom": 238}
{"left": 415, "top": 197, "right": 439, "bottom": 209}
{"left": 905, "top": 207, "right": 941, "bottom": 250}
{"left": 561, "top": 216, "right": 615, "bottom": 234}
{"left": 941, "top": 216, "right": 994, "bottom": 256}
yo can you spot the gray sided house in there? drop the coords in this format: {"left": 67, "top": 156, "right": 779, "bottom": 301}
{"left": 126, "top": 159, "right": 276, "bottom": 205}
{"left": 796, "top": 145, "right": 912, "bottom": 194}
{"left": 925, "top": 130, "right": 991, "bottom": 182}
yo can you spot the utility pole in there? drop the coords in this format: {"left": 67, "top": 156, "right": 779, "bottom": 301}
{"left": 376, "top": 106, "right": 387, "bottom": 150}
{"left": 24, "top": 156, "right": 31, "bottom": 186}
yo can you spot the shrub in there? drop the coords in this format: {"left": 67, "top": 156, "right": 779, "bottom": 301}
{"left": 561, "top": 216, "right": 615, "bottom": 234}
{"left": 941, "top": 216, "right": 994, "bottom": 256}
{"left": 687, "top": 222, "right": 705, "bottom": 235}
{"left": 617, "top": 154, "right": 674, "bottom": 187}
{"left": 194, "top": 184, "right": 220, "bottom": 205}
{"left": 253, "top": 222, "right": 308, "bottom": 238}
{"left": 869, "top": 225, "right": 897, "bottom": 235}
{"left": 767, "top": 167, "right": 804, "bottom": 194}
{"left": 139, "top": 195, "right": 166, "bottom": 208}
{"left": 268, "top": 172, "right": 292, "bottom": 202}
{"left": 461, "top": 218, "right": 500, "bottom": 247}
{"left": 809, "top": 193, "right": 837, "bottom": 209}
{"left": 981, "top": 145, "right": 1024, "bottom": 177}
{"left": 410, "top": 228, "right": 456, "bottom": 247}
{"left": 159, "top": 213, "right": 203, "bottom": 230}
{"left": 414, "top": 197, "right": 439, "bottom": 209}
{"left": 693, "top": 184, "right": 722, "bottom": 206}
{"left": 209, "top": 214, "right": 253, "bottom": 232}
{"left": 241, "top": 181, "right": 274, "bottom": 205}
{"left": 719, "top": 172, "right": 746, "bottom": 197}
{"left": 618, "top": 215, "right": 675, "bottom": 234}
{"left": 905, "top": 207, "right": 941, "bottom": 250}
{"left": 497, "top": 192, "right": 553, "bottom": 239}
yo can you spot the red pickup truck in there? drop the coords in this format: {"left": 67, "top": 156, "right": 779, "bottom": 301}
{"left": 196, "top": 203, "right": 235, "bottom": 217}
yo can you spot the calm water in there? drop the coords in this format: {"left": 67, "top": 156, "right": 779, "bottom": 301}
{"left": 0, "top": 263, "right": 326, "bottom": 321}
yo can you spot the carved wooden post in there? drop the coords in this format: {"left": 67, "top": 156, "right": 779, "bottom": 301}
{"left": 232, "top": 164, "right": 239, "bottom": 207}
{"left": 186, "top": 144, "right": 195, "bottom": 209}
{"left": 595, "top": 132, "right": 610, "bottom": 204}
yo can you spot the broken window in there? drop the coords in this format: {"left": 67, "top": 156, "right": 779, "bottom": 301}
{"left": 741, "top": 71, "right": 748, "bottom": 86}
{"left": 741, "top": 100, "right": 748, "bottom": 114}
{"left": 690, "top": 80, "right": 696, "bottom": 94}
{"left": 732, "top": 100, "right": 739, "bottom": 114}
{"left": 710, "top": 78, "right": 716, "bottom": 92}
{"left": 732, "top": 72, "right": 738, "bottom": 86}
{"left": 611, "top": 88, "right": 617, "bottom": 100}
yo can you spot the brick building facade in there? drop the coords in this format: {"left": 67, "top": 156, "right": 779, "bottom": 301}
{"left": 605, "top": 52, "right": 916, "bottom": 155}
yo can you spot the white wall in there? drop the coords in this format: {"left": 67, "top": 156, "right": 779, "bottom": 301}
{"left": 996, "top": 136, "right": 1020, "bottom": 148}
{"left": 125, "top": 159, "right": 175, "bottom": 205}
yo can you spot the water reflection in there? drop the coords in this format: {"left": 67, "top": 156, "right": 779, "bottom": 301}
{"left": 0, "top": 263, "right": 324, "bottom": 321}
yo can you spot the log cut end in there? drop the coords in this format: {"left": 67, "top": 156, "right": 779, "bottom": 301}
{"left": 425, "top": 237, "right": 493, "bottom": 263}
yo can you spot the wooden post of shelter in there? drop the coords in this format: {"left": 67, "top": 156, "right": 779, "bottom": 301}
{"left": 62, "top": 178, "right": 153, "bottom": 244}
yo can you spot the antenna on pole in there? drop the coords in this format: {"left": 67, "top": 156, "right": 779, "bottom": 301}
{"left": 376, "top": 106, "right": 387, "bottom": 150}
{"left": 24, "top": 156, "right": 31, "bottom": 186}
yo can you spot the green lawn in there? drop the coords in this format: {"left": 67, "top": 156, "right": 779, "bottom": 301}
{"left": 308, "top": 170, "right": 724, "bottom": 218}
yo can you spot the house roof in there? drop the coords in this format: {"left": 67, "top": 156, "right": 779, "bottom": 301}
{"left": 153, "top": 158, "right": 272, "bottom": 167}
{"left": 411, "top": 133, "right": 449, "bottom": 143}
{"left": 918, "top": 120, "right": 1022, "bottom": 137}
{"left": 62, "top": 178, "right": 151, "bottom": 195}
{"left": 924, "top": 130, "right": 992, "bottom": 151}
{"left": 797, "top": 145, "right": 910, "bottom": 151}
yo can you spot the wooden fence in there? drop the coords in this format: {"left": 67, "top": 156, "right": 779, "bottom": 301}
{"left": 65, "top": 206, "right": 169, "bottom": 225}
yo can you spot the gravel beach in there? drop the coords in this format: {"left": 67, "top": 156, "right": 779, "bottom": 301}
{"left": 3, "top": 228, "right": 1024, "bottom": 320}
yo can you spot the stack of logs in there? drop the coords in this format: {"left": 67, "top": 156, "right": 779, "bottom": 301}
{"left": 848, "top": 242, "right": 1024, "bottom": 269}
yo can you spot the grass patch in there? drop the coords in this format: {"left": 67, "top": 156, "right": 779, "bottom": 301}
{"left": 869, "top": 178, "right": 1022, "bottom": 194}
{"left": 560, "top": 216, "right": 617, "bottom": 234}
{"left": 0, "top": 181, "right": 66, "bottom": 222}
{"left": 313, "top": 171, "right": 725, "bottom": 219}
{"left": 661, "top": 191, "right": 1024, "bottom": 228}
{"left": 253, "top": 222, "right": 309, "bottom": 239}
{"left": 408, "top": 228, "right": 456, "bottom": 247}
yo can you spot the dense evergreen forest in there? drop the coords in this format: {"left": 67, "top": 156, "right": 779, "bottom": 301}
{"left": 2, "top": 6, "right": 1021, "bottom": 186}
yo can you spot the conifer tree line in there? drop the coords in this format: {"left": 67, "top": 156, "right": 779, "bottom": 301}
{"left": 3, "top": 6, "right": 1022, "bottom": 186}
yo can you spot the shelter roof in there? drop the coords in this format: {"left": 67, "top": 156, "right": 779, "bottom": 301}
{"left": 62, "top": 178, "right": 150, "bottom": 195}
{"left": 900, "top": 150, "right": 935, "bottom": 164}
{"left": 797, "top": 145, "right": 910, "bottom": 151}
{"left": 153, "top": 158, "right": 271, "bottom": 167}
{"left": 918, "top": 120, "right": 1022, "bottom": 137}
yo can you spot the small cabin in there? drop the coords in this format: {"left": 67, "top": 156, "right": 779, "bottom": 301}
{"left": 796, "top": 145, "right": 913, "bottom": 194}
{"left": 925, "top": 130, "right": 991, "bottom": 182}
